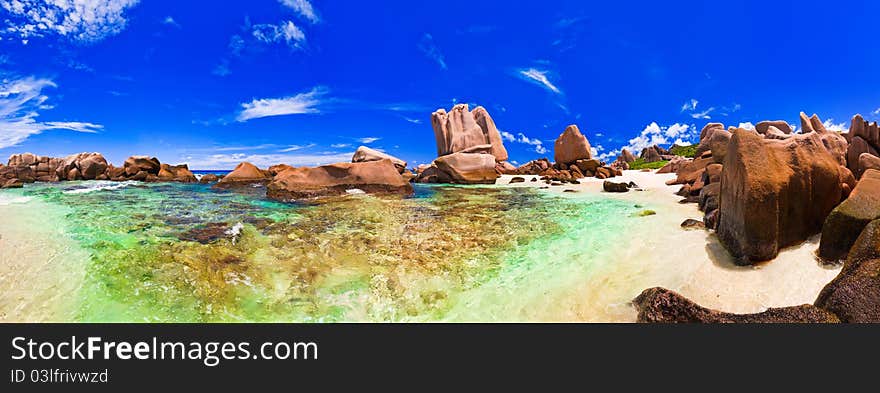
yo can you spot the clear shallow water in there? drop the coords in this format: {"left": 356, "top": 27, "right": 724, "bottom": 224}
{"left": 0, "top": 181, "right": 655, "bottom": 322}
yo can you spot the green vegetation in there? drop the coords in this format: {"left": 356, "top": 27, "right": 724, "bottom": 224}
{"left": 669, "top": 144, "right": 697, "bottom": 158}
{"left": 627, "top": 158, "right": 668, "bottom": 170}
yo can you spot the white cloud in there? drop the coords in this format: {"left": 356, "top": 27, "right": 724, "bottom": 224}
{"left": 680, "top": 98, "right": 715, "bottom": 119}
{"left": 279, "top": 0, "right": 320, "bottom": 24}
{"left": 182, "top": 151, "right": 354, "bottom": 170}
{"left": 737, "top": 122, "right": 755, "bottom": 130}
{"left": 331, "top": 143, "right": 351, "bottom": 148}
{"left": 403, "top": 117, "right": 422, "bottom": 124}
{"left": 236, "top": 87, "right": 325, "bottom": 122}
{"left": 597, "top": 122, "right": 696, "bottom": 161}
{"left": 418, "top": 33, "right": 447, "bottom": 70}
{"left": 873, "top": 108, "right": 880, "bottom": 116}
{"left": 822, "top": 119, "right": 847, "bottom": 132}
{"left": 252, "top": 20, "right": 306, "bottom": 49}
{"left": 499, "top": 130, "right": 547, "bottom": 154}
{"left": 1, "top": 0, "right": 140, "bottom": 43}
{"left": 690, "top": 107, "right": 714, "bottom": 119}
{"left": 517, "top": 68, "right": 561, "bottom": 94}
{"left": 0, "top": 76, "right": 102, "bottom": 149}
{"left": 358, "top": 137, "right": 380, "bottom": 144}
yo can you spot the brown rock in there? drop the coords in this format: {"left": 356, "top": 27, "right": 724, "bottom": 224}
{"left": 352, "top": 146, "right": 407, "bottom": 173}
{"left": 633, "top": 287, "right": 840, "bottom": 323}
{"left": 268, "top": 164, "right": 294, "bottom": 176}
{"left": 618, "top": 149, "right": 635, "bottom": 163}
{"left": 603, "top": 181, "right": 629, "bottom": 193}
{"left": 640, "top": 146, "right": 663, "bottom": 163}
{"left": 699, "top": 123, "right": 725, "bottom": 141}
{"left": 431, "top": 104, "right": 508, "bottom": 161}
{"left": 495, "top": 161, "right": 518, "bottom": 175}
{"left": 681, "top": 219, "right": 706, "bottom": 230}
{"left": 158, "top": 163, "right": 197, "bottom": 183}
{"left": 67, "top": 167, "right": 81, "bottom": 181}
{"left": 755, "top": 120, "right": 792, "bottom": 135}
{"left": 199, "top": 174, "right": 220, "bottom": 184}
{"left": 414, "top": 164, "right": 453, "bottom": 183}
{"left": 705, "top": 163, "right": 722, "bottom": 183}
{"left": 1, "top": 179, "right": 24, "bottom": 188}
{"left": 814, "top": 220, "right": 880, "bottom": 323}
{"left": 106, "top": 165, "right": 125, "bottom": 179}
{"left": 434, "top": 153, "right": 499, "bottom": 184}
{"left": 266, "top": 159, "right": 413, "bottom": 201}
{"left": 717, "top": 130, "right": 848, "bottom": 264}
{"left": 764, "top": 126, "right": 792, "bottom": 140}
{"left": 800, "top": 112, "right": 828, "bottom": 134}
{"left": 859, "top": 153, "right": 880, "bottom": 175}
{"left": 657, "top": 156, "right": 690, "bottom": 174}
{"left": 553, "top": 124, "right": 592, "bottom": 166}
{"left": 848, "top": 137, "right": 879, "bottom": 178}
{"left": 671, "top": 155, "right": 713, "bottom": 185}
{"left": 695, "top": 128, "right": 731, "bottom": 163}
{"left": 818, "top": 169, "right": 880, "bottom": 262}
{"left": 515, "top": 158, "right": 552, "bottom": 175}
{"left": 509, "top": 177, "right": 526, "bottom": 184}
{"left": 76, "top": 153, "right": 108, "bottom": 180}
{"left": 214, "top": 162, "right": 270, "bottom": 188}
{"left": 123, "top": 156, "right": 161, "bottom": 176}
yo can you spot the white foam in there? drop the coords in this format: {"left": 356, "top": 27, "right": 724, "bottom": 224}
{"left": 345, "top": 188, "right": 366, "bottom": 195}
{"left": 0, "top": 195, "right": 32, "bottom": 206}
{"left": 63, "top": 181, "right": 138, "bottom": 195}
{"left": 226, "top": 222, "right": 245, "bottom": 245}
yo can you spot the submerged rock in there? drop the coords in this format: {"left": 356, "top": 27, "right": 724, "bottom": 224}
{"left": 267, "top": 159, "right": 413, "bottom": 201}
{"left": 177, "top": 222, "right": 232, "bottom": 244}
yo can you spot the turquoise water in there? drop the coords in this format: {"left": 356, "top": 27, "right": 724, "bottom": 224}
{"left": 0, "top": 181, "right": 653, "bottom": 322}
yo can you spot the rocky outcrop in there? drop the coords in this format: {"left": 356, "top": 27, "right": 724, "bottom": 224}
{"left": 158, "top": 164, "right": 197, "bottom": 183}
{"left": 266, "top": 159, "right": 413, "bottom": 201}
{"left": 618, "top": 149, "right": 635, "bottom": 163}
{"left": 860, "top": 153, "right": 880, "bottom": 174}
{"left": 268, "top": 164, "right": 294, "bottom": 176}
{"left": 554, "top": 125, "right": 592, "bottom": 166}
{"left": 431, "top": 104, "right": 508, "bottom": 162}
{"left": 351, "top": 146, "right": 407, "bottom": 173}
{"left": 433, "top": 152, "right": 498, "bottom": 184}
{"left": 818, "top": 169, "right": 880, "bottom": 262}
{"left": 640, "top": 146, "right": 663, "bottom": 163}
{"left": 633, "top": 287, "right": 840, "bottom": 323}
{"left": 847, "top": 114, "right": 880, "bottom": 178}
{"left": 603, "top": 181, "right": 630, "bottom": 193}
{"left": 515, "top": 158, "right": 552, "bottom": 175}
{"left": 717, "top": 130, "right": 850, "bottom": 264}
{"left": 814, "top": 220, "right": 880, "bottom": 323}
{"left": 657, "top": 156, "right": 690, "bottom": 174}
{"left": 123, "top": 156, "right": 161, "bottom": 177}
{"left": 755, "top": 120, "right": 792, "bottom": 135}
{"left": 495, "top": 161, "right": 518, "bottom": 175}
{"left": 213, "top": 162, "right": 270, "bottom": 188}
{"left": 695, "top": 127, "right": 731, "bottom": 163}
{"left": 800, "top": 112, "right": 828, "bottom": 134}
{"left": 199, "top": 174, "right": 220, "bottom": 184}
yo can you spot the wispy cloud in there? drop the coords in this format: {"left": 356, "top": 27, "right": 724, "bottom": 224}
{"left": 418, "top": 34, "right": 447, "bottom": 70}
{"left": 680, "top": 98, "right": 714, "bottom": 119}
{"left": 162, "top": 16, "right": 181, "bottom": 28}
{"left": 1, "top": 0, "right": 140, "bottom": 43}
{"left": 331, "top": 143, "right": 351, "bottom": 148}
{"left": 213, "top": 60, "right": 231, "bottom": 77}
{"left": 500, "top": 130, "right": 548, "bottom": 154}
{"left": 403, "top": 117, "right": 422, "bottom": 124}
{"left": 873, "top": 108, "right": 880, "bottom": 116}
{"left": 236, "top": 86, "right": 326, "bottom": 122}
{"left": 279, "top": 143, "right": 316, "bottom": 152}
{"left": 279, "top": 0, "right": 320, "bottom": 24}
{"left": 0, "top": 76, "right": 102, "bottom": 149}
{"left": 252, "top": 20, "right": 307, "bottom": 50}
{"left": 516, "top": 68, "right": 562, "bottom": 94}
{"left": 358, "top": 137, "right": 380, "bottom": 144}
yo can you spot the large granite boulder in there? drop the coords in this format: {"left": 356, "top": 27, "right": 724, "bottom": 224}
{"left": 266, "top": 159, "right": 413, "bottom": 201}
{"left": 640, "top": 146, "right": 663, "bottom": 163}
{"left": 814, "top": 219, "right": 880, "bottom": 323}
{"left": 553, "top": 125, "right": 592, "bottom": 166}
{"left": 157, "top": 163, "right": 198, "bottom": 183}
{"left": 433, "top": 152, "right": 498, "bottom": 184}
{"left": 431, "top": 104, "right": 508, "bottom": 162}
{"left": 695, "top": 127, "right": 732, "bottom": 163}
{"left": 818, "top": 169, "right": 880, "bottom": 262}
{"left": 860, "top": 153, "right": 880, "bottom": 174}
{"left": 717, "top": 130, "right": 849, "bottom": 264}
{"left": 848, "top": 137, "right": 879, "bottom": 178}
{"left": 633, "top": 287, "right": 840, "bottom": 323}
{"left": 123, "top": 156, "right": 161, "bottom": 176}
{"left": 756, "top": 120, "right": 792, "bottom": 135}
{"left": 214, "top": 162, "right": 270, "bottom": 188}
{"left": 800, "top": 112, "right": 827, "bottom": 133}
{"left": 77, "top": 153, "right": 108, "bottom": 180}
{"left": 618, "top": 149, "right": 635, "bottom": 163}
{"left": 351, "top": 146, "right": 407, "bottom": 173}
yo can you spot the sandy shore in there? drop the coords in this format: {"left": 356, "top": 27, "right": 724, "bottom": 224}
{"left": 493, "top": 170, "right": 841, "bottom": 319}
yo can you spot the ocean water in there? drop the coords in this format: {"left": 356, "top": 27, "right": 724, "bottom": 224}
{"left": 0, "top": 181, "right": 665, "bottom": 322}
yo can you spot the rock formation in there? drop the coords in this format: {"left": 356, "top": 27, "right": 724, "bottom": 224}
{"left": 818, "top": 169, "right": 880, "bottom": 262}
{"left": 755, "top": 120, "right": 792, "bottom": 135}
{"left": 847, "top": 114, "right": 880, "bottom": 178}
{"left": 158, "top": 163, "right": 197, "bottom": 183}
{"left": 266, "top": 159, "right": 413, "bottom": 201}
{"left": 213, "top": 162, "right": 270, "bottom": 188}
{"left": 554, "top": 125, "right": 592, "bottom": 166}
{"left": 814, "top": 219, "right": 880, "bottom": 322}
{"left": 431, "top": 104, "right": 508, "bottom": 162}
{"left": 351, "top": 146, "right": 407, "bottom": 174}
{"left": 717, "top": 129, "right": 852, "bottom": 264}
{"left": 433, "top": 152, "right": 498, "bottom": 184}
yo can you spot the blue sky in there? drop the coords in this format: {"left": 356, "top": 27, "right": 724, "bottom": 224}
{"left": 1, "top": 0, "right": 879, "bottom": 169}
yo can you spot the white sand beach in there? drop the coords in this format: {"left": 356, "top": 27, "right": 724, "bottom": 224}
{"left": 492, "top": 170, "right": 841, "bottom": 320}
